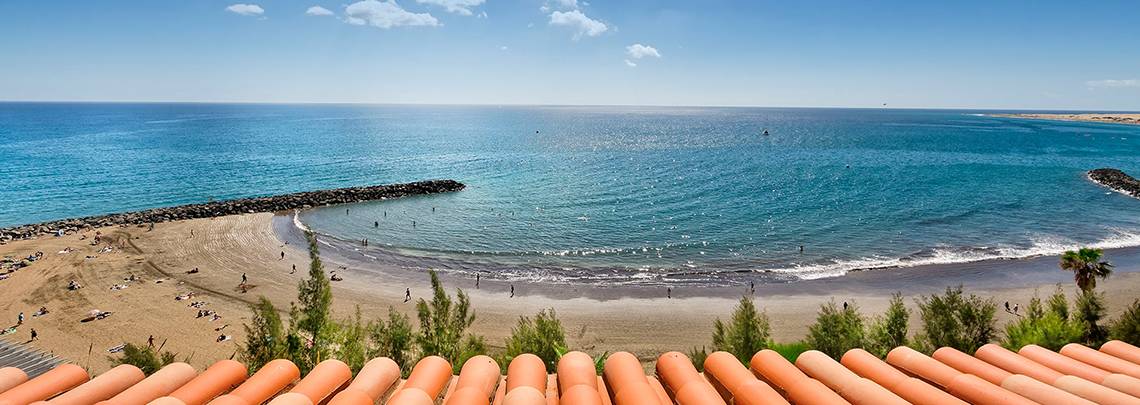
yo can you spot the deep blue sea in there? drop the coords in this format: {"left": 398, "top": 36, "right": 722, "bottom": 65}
{"left": 3, "top": 103, "right": 1140, "bottom": 284}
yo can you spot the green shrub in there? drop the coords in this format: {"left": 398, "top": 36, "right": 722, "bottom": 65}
{"left": 710, "top": 296, "right": 772, "bottom": 364}
{"left": 241, "top": 296, "right": 287, "bottom": 372}
{"left": 293, "top": 231, "right": 334, "bottom": 373}
{"left": 369, "top": 307, "right": 416, "bottom": 376}
{"left": 770, "top": 341, "right": 810, "bottom": 363}
{"left": 1110, "top": 299, "right": 1140, "bottom": 345}
{"left": 914, "top": 286, "right": 996, "bottom": 354}
{"left": 415, "top": 270, "right": 487, "bottom": 373}
{"left": 687, "top": 346, "right": 709, "bottom": 371}
{"left": 806, "top": 300, "right": 865, "bottom": 358}
{"left": 503, "top": 309, "right": 567, "bottom": 373}
{"left": 866, "top": 293, "right": 909, "bottom": 358}
{"left": 1002, "top": 289, "right": 1082, "bottom": 351}
{"left": 335, "top": 307, "right": 370, "bottom": 372}
{"left": 1075, "top": 289, "right": 1108, "bottom": 346}
{"left": 109, "top": 343, "right": 176, "bottom": 375}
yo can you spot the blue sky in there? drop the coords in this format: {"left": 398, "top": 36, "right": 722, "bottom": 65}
{"left": 1, "top": 1, "right": 1138, "bottom": 109}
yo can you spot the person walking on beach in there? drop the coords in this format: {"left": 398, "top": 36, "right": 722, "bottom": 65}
{"left": 404, "top": 288, "right": 411, "bottom": 303}
{"left": 1004, "top": 301, "right": 1010, "bottom": 313}
{"left": 750, "top": 281, "right": 755, "bottom": 295}
{"left": 29, "top": 328, "right": 37, "bottom": 342}
{"left": 280, "top": 251, "right": 285, "bottom": 260}
{"left": 510, "top": 284, "right": 515, "bottom": 298}
{"left": 17, "top": 312, "right": 24, "bottom": 326}
{"left": 291, "top": 264, "right": 296, "bottom": 274}
{"left": 667, "top": 287, "right": 672, "bottom": 299}
{"left": 476, "top": 273, "right": 480, "bottom": 289}
{"left": 148, "top": 335, "right": 155, "bottom": 348}
{"left": 241, "top": 273, "right": 247, "bottom": 286}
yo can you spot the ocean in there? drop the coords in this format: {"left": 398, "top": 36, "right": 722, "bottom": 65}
{"left": 3, "top": 103, "right": 1139, "bottom": 285}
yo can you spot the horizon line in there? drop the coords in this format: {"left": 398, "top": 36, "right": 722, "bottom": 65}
{"left": 1, "top": 99, "right": 1138, "bottom": 113}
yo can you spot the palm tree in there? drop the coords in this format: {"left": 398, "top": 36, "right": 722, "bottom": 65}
{"left": 1060, "top": 248, "right": 1113, "bottom": 292}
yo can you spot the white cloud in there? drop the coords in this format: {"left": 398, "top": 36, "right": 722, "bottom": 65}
{"left": 345, "top": 0, "right": 439, "bottom": 29}
{"left": 549, "top": 10, "right": 607, "bottom": 39}
{"left": 555, "top": 0, "right": 578, "bottom": 9}
{"left": 1086, "top": 79, "right": 1139, "bottom": 88}
{"left": 416, "top": 0, "right": 484, "bottom": 16}
{"left": 226, "top": 4, "right": 264, "bottom": 16}
{"left": 626, "top": 43, "right": 661, "bottom": 59}
{"left": 500, "top": 45, "right": 509, "bottom": 51}
{"left": 624, "top": 59, "right": 637, "bottom": 67}
{"left": 306, "top": 6, "right": 334, "bottom": 16}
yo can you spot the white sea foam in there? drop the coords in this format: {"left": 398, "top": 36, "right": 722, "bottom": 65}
{"left": 292, "top": 210, "right": 311, "bottom": 232}
{"left": 771, "top": 229, "right": 1140, "bottom": 280}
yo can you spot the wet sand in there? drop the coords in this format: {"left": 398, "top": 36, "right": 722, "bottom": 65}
{"left": 2, "top": 212, "right": 1139, "bottom": 372}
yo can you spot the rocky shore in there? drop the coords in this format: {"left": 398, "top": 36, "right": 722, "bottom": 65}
{"left": 1088, "top": 168, "right": 1140, "bottom": 199}
{"left": 0, "top": 179, "right": 465, "bottom": 243}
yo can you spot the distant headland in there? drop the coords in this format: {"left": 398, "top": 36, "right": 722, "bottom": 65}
{"left": 992, "top": 113, "right": 1140, "bottom": 126}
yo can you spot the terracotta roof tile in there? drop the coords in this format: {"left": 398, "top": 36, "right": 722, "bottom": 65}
{"left": 12, "top": 340, "right": 1140, "bottom": 405}
{"left": 1101, "top": 340, "right": 1140, "bottom": 364}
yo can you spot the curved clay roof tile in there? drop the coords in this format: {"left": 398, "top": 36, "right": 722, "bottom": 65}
{"left": 703, "top": 352, "right": 786, "bottom": 405}
{"left": 100, "top": 362, "right": 197, "bottom": 405}
{"left": 0, "top": 364, "right": 89, "bottom": 405}
{"left": 973, "top": 344, "right": 1063, "bottom": 384}
{"left": 502, "top": 385, "right": 545, "bottom": 405}
{"left": 288, "top": 359, "right": 352, "bottom": 403}
{"left": 795, "top": 350, "right": 909, "bottom": 405}
{"left": 226, "top": 359, "right": 300, "bottom": 404}
{"left": 1061, "top": 343, "right": 1140, "bottom": 379}
{"left": 0, "top": 367, "right": 29, "bottom": 395}
{"left": 266, "top": 392, "right": 314, "bottom": 405}
{"left": 167, "top": 360, "right": 248, "bottom": 405}
{"left": 506, "top": 354, "right": 546, "bottom": 394}
{"left": 343, "top": 357, "right": 400, "bottom": 401}
{"left": 1101, "top": 340, "right": 1140, "bottom": 365}
{"left": 750, "top": 349, "right": 850, "bottom": 405}
{"left": 401, "top": 356, "right": 453, "bottom": 399}
{"left": 843, "top": 348, "right": 966, "bottom": 405}
{"left": 886, "top": 346, "right": 1034, "bottom": 405}
{"left": 47, "top": 364, "right": 145, "bottom": 404}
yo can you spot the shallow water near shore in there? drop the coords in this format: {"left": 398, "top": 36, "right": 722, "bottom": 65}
{"left": 4, "top": 103, "right": 1140, "bottom": 283}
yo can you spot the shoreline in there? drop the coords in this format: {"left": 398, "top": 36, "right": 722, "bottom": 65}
{"left": 282, "top": 212, "right": 1140, "bottom": 293}
{"left": 280, "top": 213, "right": 1140, "bottom": 300}
{"left": 3, "top": 212, "right": 1140, "bottom": 374}
{"left": 990, "top": 112, "right": 1140, "bottom": 126}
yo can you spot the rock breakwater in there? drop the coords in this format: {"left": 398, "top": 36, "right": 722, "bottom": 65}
{"left": 0, "top": 180, "right": 465, "bottom": 243}
{"left": 1088, "top": 168, "right": 1140, "bottom": 199}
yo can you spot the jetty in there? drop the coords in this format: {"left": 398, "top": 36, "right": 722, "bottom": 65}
{"left": 1088, "top": 168, "right": 1140, "bottom": 199}
{"left": 0, "top": 180, "right": 465, "bottom": 243}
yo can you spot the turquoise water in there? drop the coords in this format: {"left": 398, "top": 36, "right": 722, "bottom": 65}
{"left": 3, "top": 103, "right": 1140, "bottom": 283}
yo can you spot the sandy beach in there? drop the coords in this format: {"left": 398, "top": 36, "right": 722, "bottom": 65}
{"left": 993, "top": 113, "right": 1140, "bottom": 125}
{"left": 2, "top": 212, "right": 1140, "bottom": 373}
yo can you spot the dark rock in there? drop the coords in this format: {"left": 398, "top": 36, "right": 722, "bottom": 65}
{"left": 1088, "top": 168, "right": 1140, "bottom": 199}
{"left": 0, "top": 179, "right": 465, "bottom": 242}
